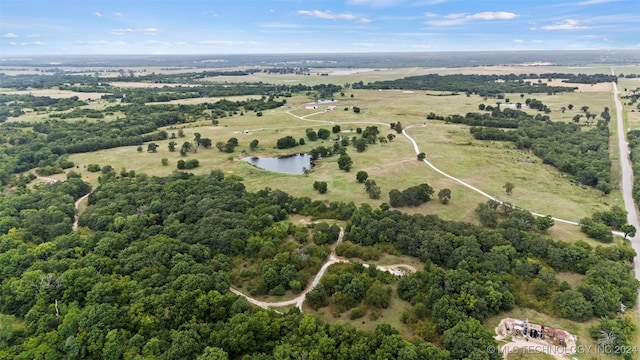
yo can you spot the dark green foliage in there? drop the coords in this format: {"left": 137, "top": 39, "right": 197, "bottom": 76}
{"left": 276, "top": 136, "right": 298, "bottom": 149}
{"left": 313, "top": 181, "right": 328, "bottom": 194}
{"left": 305, "top": 128, "right": 318, "bottom": 141}
{"left": 317, "top": 128, "right": 331, "bottom": 140}
{"left": 388, "top": 183, "right": 434, "bottom": 207}
{"left": 354, "top": 73, "right": 614, "bottom": 96}
{"left": 437, "top": 188, "right": 451, "bottom": 204}
{"left": 552, "top": 290, "right": 593, "bottom": 321}
{"left": 579, "top": 217, "right": 614, "bottom": 242}
{"left": 337, "top": 153, "right": 352, "bottom": 172}
{"left": 356, "top": 171, "right": 368, "bottom": 183}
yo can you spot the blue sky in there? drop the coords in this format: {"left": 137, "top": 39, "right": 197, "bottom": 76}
{"left": 1, "top": 0, "right": 638, "bottom": 55}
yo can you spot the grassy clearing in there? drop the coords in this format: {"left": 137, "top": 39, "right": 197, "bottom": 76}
{"left": 64, "top": 89, "right": 614, "bottom": 234}
{"left": 408, "top": 122, "right": 613, "bottom": 222}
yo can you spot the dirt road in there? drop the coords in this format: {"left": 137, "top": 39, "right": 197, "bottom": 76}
{"left": 230, "top": 227, "right": 416, "bottom": 312}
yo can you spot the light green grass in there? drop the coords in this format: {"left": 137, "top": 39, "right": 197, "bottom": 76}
{"left": 65, "top": 89, "right": 616, "bottom": 232}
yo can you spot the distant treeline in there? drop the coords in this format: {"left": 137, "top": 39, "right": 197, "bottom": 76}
{"left": 353, "top": 73, "right": 616, "bottom": 97}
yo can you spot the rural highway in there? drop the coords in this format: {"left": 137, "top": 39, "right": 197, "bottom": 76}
{"left": 611, "top": 68, "right": 640, "bottom": 310}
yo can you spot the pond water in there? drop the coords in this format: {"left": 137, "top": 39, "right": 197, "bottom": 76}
{"left": 242, "top": 153, "right": 312, "bottom": 175}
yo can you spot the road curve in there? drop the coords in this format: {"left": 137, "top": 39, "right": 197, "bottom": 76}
{"left": 230, "top": 227, "right": 417, "bottom": 312}
{"left": 72, "top": 192, "right": 91, "bottom": 231}
{"left": 401, "top": 127, "right": 580, "bottom": 227}
{"left": 230, "top": 228, "right": 347, "bottom": 312}
{"left": 611, "top": 68, "right": 640, "bottom": 310}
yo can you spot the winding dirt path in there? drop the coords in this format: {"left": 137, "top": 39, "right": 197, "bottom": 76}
{"left": 72, "top": 192, "right": 91, "bottom": 231}
{"left": 230, "top": 228, "right": 416, "bottom": 312}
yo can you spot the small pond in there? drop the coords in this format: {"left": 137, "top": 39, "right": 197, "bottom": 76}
{"left": 242, "top": 153, "right": 312, "bottom": 175}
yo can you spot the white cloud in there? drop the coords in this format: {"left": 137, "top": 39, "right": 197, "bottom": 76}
{"left": 348, "top": 0, "right": 405, "bottom": 7}
{"left": 95, "top": 12, "right": 103, "bottom": 17}
{"left": 111, "top": 28, "right": 160, "bottom": 36}
{"left": 21, "top": 41, "right": 45, "bottom": 46}
{"left": 139, "top": 28, "right": 160, "bottom": 36}
{"left": 259, "top": 23, "right": 302, "bottom": 28}
{"left": 513, "top": 39, "right": 523, "bottom": 43}
{"left": 114, "top": 12, "right": 123, "bottom": 16}
{"left": 577, "top": 0, "right": 621, "bottom": 5}
{"left": 444, "top": 13, "right": 466, "bottom": 19}
{"left": 298, "top": 10, "right": 356, "bottom": 20}
{"left": 541, "top": 19, "right": 589, "bottom": 30}
{"left": 424, "top": 12, "right": 438, "bottom": 18}
{"left": 2, "top": 32, "right": 18, "bottom": 38}
{"left": 358, "top": 18, "right": 372, "bottom": 23}
{"left": 111, "top": 28, "right": 133, "bottom": 35}
{"left": 8, "top": 42, "right": 17, "bottom": 46}
{"left": 426, "top": 11, "right": 517, "bottom": 26}
{"left": 468, "top": 12, "right": 517, "bottom": 20}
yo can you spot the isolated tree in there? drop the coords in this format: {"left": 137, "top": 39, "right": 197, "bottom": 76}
{"left": 200, "top": 138, "right": 212, "bottom": 148}
{"left": 581, "top": 105, "right": 589, "bottom": 113}
{"left": 250, "top": 139, "right": 259, "bottom": 150}
{"left": 621, "top": 224, "right": 636, "bottom": 239}
{"left": 478, "top": 104, "right": 486, "bottom": 111}
{"left": 356, "top": 171, "right": 369, "bottom": 183}
{"left": 355, "top": 139, "right": 368, "bottom": 152}
{"left": 168, "top": 141, "right": 177, "bottom": 152}
{"left": 437, "top": 188, "right": 451, "bottom": 204}
{"left": 387, "top": 133, "right": 395, "bottom": 142}
{"left": 194, "top": 133, "right": 202, "bottom": 146}
{"left": 417, "top": 152, "right": 426, "bottom": 161}
{"left": 338, "top": 154, "right": 353, "bottom": 172}
{"left": 353, "top": 106, "right": 360, "bottom": 113}
{"left": 572, "top": 114, "right": 582, "bottom": 123}
{"left": 317, "top": 128, "right": 331, "bottom": 140}
{"left": 161, "top": 158, "right": 169, "bottom": 166}
{"left": 332, "top": 125, "right": 341, "bottom": 133}
{"left": 535, "top": 215, "right": 555, "bottom": 232}
{"left": 177, "top": 129, "right": 185, "bottom": 138}
{"left": 561, "top": 106, "right": 567, "bottom": 113}
{"left": 313, "top": 181, "right": 328, "bottom": 194}
{"left": 568, "top": 104, "right": 574, "bottom": 110}
{"left": 147, "top": 143, "right": 159, "bottom": 153}
{"left": 503, "top": 182, "right": 514, "bottom": 194}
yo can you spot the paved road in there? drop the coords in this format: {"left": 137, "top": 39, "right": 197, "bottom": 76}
{"left": 611, "top": 68, "right": 640, "bottom": 310}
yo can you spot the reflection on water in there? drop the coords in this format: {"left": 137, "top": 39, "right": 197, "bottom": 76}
{"left": 242, "top": 153, "right": 312, "bottom": 175}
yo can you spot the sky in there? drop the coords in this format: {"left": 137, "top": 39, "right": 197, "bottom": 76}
{"left": 0, "top": 0, "right": 638, "bottom": 55}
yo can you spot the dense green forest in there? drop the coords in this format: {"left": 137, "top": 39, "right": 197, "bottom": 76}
{"left": 0, "top": 170, "right": 637, "bottom": 359}
{"left": 353, "top": 73, "right": 616, "bottom": 97}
